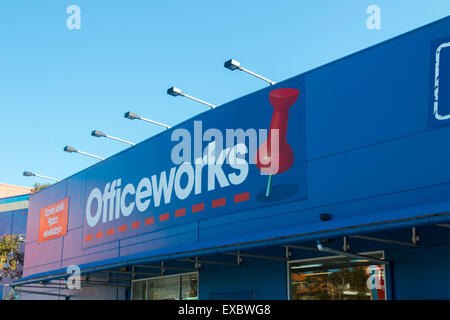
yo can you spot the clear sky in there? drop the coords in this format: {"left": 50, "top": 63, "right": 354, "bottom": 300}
{"left": 1, "top": 0, "right": 449, "bottom": 188}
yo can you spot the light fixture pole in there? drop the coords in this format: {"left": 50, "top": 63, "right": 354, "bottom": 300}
{"left": 167, "top": 87, "right": 217, "bottom": 109}
{"left": 224, "top": 59, "right": 276, "bottom": 85}
{"left": 124, "top": 112, "right": 171, "bottom": 130}
{"left": 23, "top": 171, "right": 60, "bottom": 182}
{"left": 91, "top": 130, "right": 135, "bottom": 146}
{"left": 63, "top": 146, "right": 105, "bottom": 161}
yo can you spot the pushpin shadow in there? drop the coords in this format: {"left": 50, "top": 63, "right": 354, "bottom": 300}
{"left": 256, "top": 183, "right": 299, "bottom": 202}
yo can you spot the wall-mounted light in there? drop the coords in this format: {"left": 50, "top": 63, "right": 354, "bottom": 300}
{"left": 167, "top": 86, "right": 217, "bottom": 109}
{"left": 91, "top": 130, "right": 135, "bottom": 146}
{"left": 63, "top": 145, "right": 105, "bottom": 161}
{"left": 124, "top": 111, "right": 171, "bottom": 130}
{"left": 23, "top": 171, "right": 60, "bottom": 182}
{"left": 224, "top": 59, "right": 276, "bottom": 85}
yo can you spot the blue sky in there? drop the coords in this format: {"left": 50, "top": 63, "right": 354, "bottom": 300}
{"left": 1, "top": 0, "right": 449, "bottom": 188}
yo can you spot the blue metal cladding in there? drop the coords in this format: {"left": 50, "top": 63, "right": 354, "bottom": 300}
{"left": 0, "top": 196, "right": 28, "bottom": 287}
{"left": 21, "top": 16, "right": 450, "bottom": 279}
{"left": 429, "top": 36, "right": 450, "bottom": 126}
{"left": 387, "top": 243, "right": 450, "bottom": 299}
{"left": 11, "top": 209, "right": 27, "bottom": 235}
{"left": 0, "top": 211, "right": 13, "bottom": 236}
{"left": 0, "top": 194, "right": 28, "bottom": 236}
{"left": 200, "top": 262, "right": 287, "bottom": 300}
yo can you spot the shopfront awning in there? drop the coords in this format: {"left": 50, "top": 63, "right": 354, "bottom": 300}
{"left": 11, "top": 199, "right": 450, "bottom": 288}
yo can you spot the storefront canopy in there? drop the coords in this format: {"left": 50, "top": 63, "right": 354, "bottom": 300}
{"left": 12, "top": 198, "right": 450, "bottom": 288}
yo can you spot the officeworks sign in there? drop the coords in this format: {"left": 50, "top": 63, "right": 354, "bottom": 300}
{"left": 82, "top": 78, "right": 307, "bottom": 247}
{"left": 85, "top": 141, "right": 248, "bottom": 228}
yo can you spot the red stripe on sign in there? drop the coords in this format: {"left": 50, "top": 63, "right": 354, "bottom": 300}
{"left": 96, "top": 231, "right": 103, "bottom": 239}
{"left": 159, "top": 213, "right": 169, "bottom": 222}
{"left": 119, "top": 225, "right": 127, "bottom": 233}
{"left": 131, "top": 221, "right": 141, "bottom": 229}
{"left": 145, "top": 217, "right": 154, "bottom": 225}
{"left": 192, "top": 203, "right": 204, "bottom": 213}
{"left": 175, "top": 208, "right": 186, "bottom": 218}
{"left": 106, "top": 228, "right": 115, "bottom": 236}
{"left": 212, "top": 197, "right": 226, "bottom": 208}
{"left": 85, "top": 234, "right": 93, "bottom": 242}
{"left": 234, "top": 192, "right": 250, "bottom": 203}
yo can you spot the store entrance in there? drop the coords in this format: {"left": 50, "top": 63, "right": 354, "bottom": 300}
{"left": 289, "top": 252, "right": 386, "bottom": 300}
{"left": 131, "top": 272, "right": 198, "bottom": 300}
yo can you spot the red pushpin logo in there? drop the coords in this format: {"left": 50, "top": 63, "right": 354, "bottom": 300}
{"left": 255, "top": 88, "right": 300, "bottom": 197}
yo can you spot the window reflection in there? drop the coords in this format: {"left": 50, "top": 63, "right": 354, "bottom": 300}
{"left": 154, "top": 276, "right": 179, "bottom": 300}
{"left": 132, "top": 273, "right": 198, "bottom": 300}
{"left": 290, "top": 255, "right": 386, "bottom": 300}
{"left": 181, "top": 274, "right": 198, "bottom": 300}
{"left": 131, "top": 280, "right": 147, "bottom": 300}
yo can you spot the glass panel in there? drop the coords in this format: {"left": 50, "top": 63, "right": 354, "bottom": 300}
{"left": 290, "top": 256, "right": 386, "bottom": 300}
{"left": 181, "top": 274, "right": 198, "bottom": 300}
{"left": 132, "top": 280, "right": 147, "bottom": 300}
{"left": 147, "top": 279, "right": 155, "bottom": 300}
{"left": 154, "top": 276, "right": 179, "bottom": 300}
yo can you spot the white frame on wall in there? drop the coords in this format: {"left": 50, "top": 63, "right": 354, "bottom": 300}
{"left": 433, "top": 41, "right": 450, "bottom": 120}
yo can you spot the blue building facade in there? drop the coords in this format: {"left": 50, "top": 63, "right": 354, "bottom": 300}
{"left": 0, "top": 194, "right": 29, "bottom": 299}
{"left": 11, "top": 16, "right": 450, "bottom": 300}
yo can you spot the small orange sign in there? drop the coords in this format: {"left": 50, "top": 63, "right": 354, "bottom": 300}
{"left": 38, "top": 198, "right": 69, "bottom": 243}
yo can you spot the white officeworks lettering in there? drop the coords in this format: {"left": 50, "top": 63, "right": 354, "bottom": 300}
{"left": 107, "top": 180, "right": 118, "bottom": 222}
{"left": 206, "top": 143, "right": 230, "bottom": 192}
{"left": 136, "top": 177, "right": 152, "bottom": 212}
{"left": 174, "top": 163, "right": 195, "bottom": 200}
{"left": 121, "top": 183, "right": 135, "bottom": 216}
{"left": 151, "top": 167, "right": 176, "bottom": 207}
{"left": 86, "top": 188, "right": 102, "bottom": 227}
{"left": 227, "top": 143, "right": 248, "bottom": 185}
{"left": 114, "top": 179, "right": 121, "bottom": 219}
{"left": 85, "top": 142, "right": 249, "bottom": 228}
